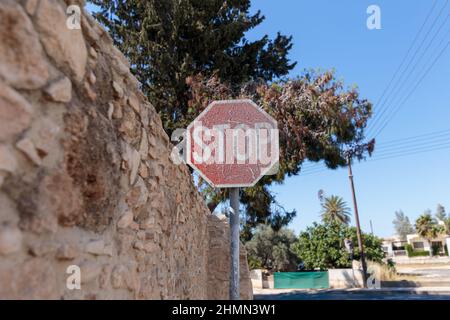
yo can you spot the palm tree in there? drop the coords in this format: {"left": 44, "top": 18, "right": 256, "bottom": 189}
{"left": 320, "top": 195, "right": 351, "bottom": 225}
{"left": 415, "top": 213, "right": 441, "bottom": 256}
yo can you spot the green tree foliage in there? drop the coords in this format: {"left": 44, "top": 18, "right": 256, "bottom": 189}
{"left": 444, "top": 218, "right": 450, "bottom": 235}
{"left": 245, "top": 225, "right": 299, "bottom": 272}
{"left": 435, "top": 204, "right": 447, "bottom": 222}
{"left": 415, "top": 212, "right": 438, "bottom": 239}
{"left": 392, "top": 210, "right": 414, "bottom": 240}
{"left": 415, "top": 212, "right": 437, "bottom": 238}
{"left": 354, "top": 228, "right": 385, "bottom": 264}
{"left": 91, "top": 1, "right": 373, "bottom": 237}
{"left": 415, "top": 213, "right": 445, "bottom": 256}
{"left": 292, "top": 222, "right": 384, "bottom": 270}
{"left": 320, "top": 195, "right": 351, "bottom": 225}
{"left": 89, "top": 0, "right": 295, "bottom": 133}
{"left": 405, "top": 244, "right": 429, "bottom": 257}
{"left": 434, "top": 204, "right": 449, "bottom": 234}
{"left": 293, "top": 222, "right": 349, "bottom": 270}
{"left": 188, "top": 73, "right": 373, "bottom": 239}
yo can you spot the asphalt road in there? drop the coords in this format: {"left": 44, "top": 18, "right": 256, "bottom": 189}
{"left": 398, "top": 267, "right": 450, "bottom": 280}
{"left": 254, "top": 289, "right": 450, "bottom": 300}
{"left": 255, "top": 265, "right": 450, "bottom": 300}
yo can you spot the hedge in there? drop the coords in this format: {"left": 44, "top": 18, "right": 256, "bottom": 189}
{"left": 405, "top": 244, "right": 430, "bottom": 257}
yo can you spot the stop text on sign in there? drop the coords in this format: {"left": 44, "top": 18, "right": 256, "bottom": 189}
{"left": 190, "top": 121, "right": 278, "bottom": 165}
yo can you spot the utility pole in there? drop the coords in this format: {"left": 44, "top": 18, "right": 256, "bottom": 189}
{"left": 347, "top": 155, "right": 368, "bottom": 288}
{"left": 229, "top": 188, "right": 240, "bottom": 300}
{"left": 370, "top": 220, "right": 374, "bottom": 235}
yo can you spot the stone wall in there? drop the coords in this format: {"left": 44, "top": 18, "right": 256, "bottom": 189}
{"left": 207, "top": 215, "right": 253, "bottom": 300}
{"left": 0, "top": 0, "right": 251, "bottom": 300}
{"left": 328, "top": 269, "right": 364, "bottom": 289}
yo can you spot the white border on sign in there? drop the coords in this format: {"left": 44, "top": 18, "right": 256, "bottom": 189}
{"left": 186, "top": 99, "right": 279, "bottom": 188}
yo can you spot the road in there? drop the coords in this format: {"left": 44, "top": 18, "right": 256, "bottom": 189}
{"left": 254, "top": 288, "right": 450, "bottom": 300}
{"left": 397, "top": 265, "right": 450, "bottom": 280}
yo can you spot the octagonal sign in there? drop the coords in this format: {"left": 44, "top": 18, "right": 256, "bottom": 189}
{"left": 186, "top": 99, "right": 279, "bottom": 188}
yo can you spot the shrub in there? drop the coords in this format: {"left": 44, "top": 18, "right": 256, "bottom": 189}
{"left": 293, "top": 222, "right": 384, "bottom": 270}
{"left": 445, "top": 244, "right": 448, "bottom": 256}
{"left": 405, "top": 244, "right": 413, "bottom": 256}
{"left": 248, "top": 255, "right": 263, "bottom": 270}
{"left": 406, "top": 244, "right": 430, "bottom": 257}
{"left": 413, "top": 250, "right": 431, "bottom": 257}
{"left": 386, "top": 258, "right": 396, "bottom": 271}
{"left": 431, "top": 244, "right": 441, "bottom": 256}
{"left": 245, "top": 225, "right": 299, "bottom": 271}
{"left": 367, "top": 260, "right": 396, "bottom": 281}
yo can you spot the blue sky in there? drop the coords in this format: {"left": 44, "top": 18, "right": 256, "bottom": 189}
{"left": 86, "top": 1, "right": 450, "bottom": 237}
{"left": 244, "top": 0, "right": 450, "bottom": 237}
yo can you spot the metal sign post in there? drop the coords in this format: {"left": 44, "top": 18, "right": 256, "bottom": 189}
{"left": 229, "top": 187, "right": 240, "bottom": 300}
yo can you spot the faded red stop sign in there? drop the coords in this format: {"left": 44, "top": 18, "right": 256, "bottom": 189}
{"left": 186, "top": 99, "right": 279, "bottom": 188}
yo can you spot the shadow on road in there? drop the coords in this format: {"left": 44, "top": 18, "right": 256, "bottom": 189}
{"left": 254, "top": 289, "right": 450, "bottom": 300}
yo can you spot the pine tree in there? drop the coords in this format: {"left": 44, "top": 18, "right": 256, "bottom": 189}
{"left": 89, "top": 1, "right": 373, "bottom": 238}
{"left": 90, "top": 0, "right": 295, "bottom": 132}
{"left": 435, "top": 204, "right": 449, "bottom": 235}
{"left": 186, "top": 73, "right": 372, "bottom": 239}
{"left": 393, "top": 210, "right": 414, "bottom": 240}
{"left": 435, "top": 204, "right": 446, "bottom": 222}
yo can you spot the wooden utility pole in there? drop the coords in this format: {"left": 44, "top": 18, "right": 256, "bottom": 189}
{"left": 347, "top": 155, "right": 368, "bottom": 288}
{"left": 229, "top": 188, "right": 240, "bottom": 300}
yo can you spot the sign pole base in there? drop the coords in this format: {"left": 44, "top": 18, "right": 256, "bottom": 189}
{"left": 229, "top": 187, "right": 240, "bottom": 300}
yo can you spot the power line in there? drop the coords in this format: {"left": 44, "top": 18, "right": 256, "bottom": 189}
{"left": 367, "top": 0, "right": 449, "bottom": 137}
{"left": 367, "top": 142, "right": 450, "bottom": 163}
{"left": 300, "top": 129, "right": 450, "bottom": 172}
{"left": 371, "top": 19, "right": 450, "bottom": 137}
{"left": 299, "top": 129, "right": 450, "bottom": 176}
{"left": 372, "top": 40, "right": 450, "bottom": 137}
{"left": 374, "top": 140, "right": 450, "bottom": 158}
{"left": 373, "top": 22, "right": 450, "bottom": 138}
{"left": 376, "top": 128, "right": 450, "bottom": 146}
{"left": 301, "top": 3, "right": 450, "bottom": 176}
{"left": 368, "top": 1, "right": 448, "bottom": 135}
{"left": 375, "top": 133, "right": 450, "bottom": 153}
{"left": 366, "top": 0, "right": 441, "bottom": 136}
{"left": 300, "top": 129, "right": 450, "bottom": 176}
{"left": 300, "top": 143, "right": 450, "bottom": 177}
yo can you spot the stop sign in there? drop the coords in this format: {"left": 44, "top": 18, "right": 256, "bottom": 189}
{"left": 186, "top": 99, "right": 279, "bottom": 188}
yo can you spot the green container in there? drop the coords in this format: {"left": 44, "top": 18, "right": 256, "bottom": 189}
{"left": 274, "top": 272, "right": 329, "bottom": 289}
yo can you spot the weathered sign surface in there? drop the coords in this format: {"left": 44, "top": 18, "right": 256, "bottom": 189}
{"left": 186, "top": 99, "right": 279, "bottom": 187}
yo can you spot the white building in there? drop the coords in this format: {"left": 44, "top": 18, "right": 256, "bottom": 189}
{"left": 406, "top": 233, "right": 447, "bottom": 254}
{"left": 383, "top": 234, "right": 449, "bottom": 257}
{"left": 382, "top": 235, "right": 407, "bottom": 257}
